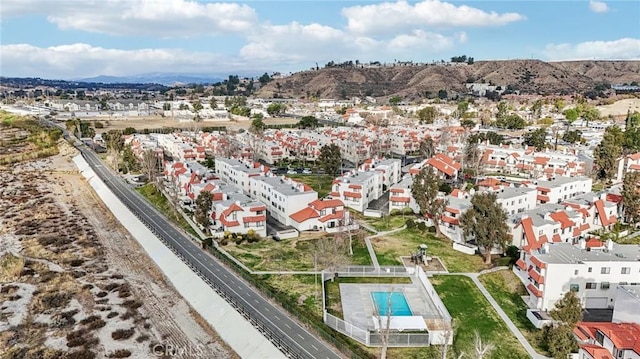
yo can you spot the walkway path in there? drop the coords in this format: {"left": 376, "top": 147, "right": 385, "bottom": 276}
{"left": 439, "top": 268, "right": 548, "bottom": 359}
{"left": 360, "top": 224, "right": 407, "bottom": 270}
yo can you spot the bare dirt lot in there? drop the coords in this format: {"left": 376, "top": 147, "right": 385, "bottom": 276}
{"left": 81, "top": 116, "right": 300, "bottom": 133}
{"left": 0, "top": 139, "right": 236, "bottom": 359}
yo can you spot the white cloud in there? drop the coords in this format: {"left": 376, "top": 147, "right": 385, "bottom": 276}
{"left": 543, "top": 38, "right": 640, "bottom": 61}
{"left": 588, "top": 0, "right": 609, "bottom": 13}
{"left": 341, "top": 0, "right": 524, "bottom": 35}
{"left": 239, "top": 22, "right": 464, "bottom": 67}
{"left": 0, "top": 43, "right": 233, "bottom": 78}
{"left": 0, "top": 0, "right": 257, "bottom": 37}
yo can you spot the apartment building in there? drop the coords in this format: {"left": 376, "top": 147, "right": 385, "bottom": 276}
{"left": 523, "top": 176, "right": 593, "bottom": 205}
{"left": 359, "top": 158, "right": 402, "bottom": 188}
{"left": 408, "top": 154, "right": 461, "bottom": 182}
{"left": 613, "top": 286, "right": 640, "bottom": 325}
{"left": 215, "top": 158, "right": 270, "bottom": 194}
{"left": 388, "top": 176, "right": 419, "bottom": 214}
{"left": 289, "top": 198, "right": 355, "bottom": 232}
{"left": 330, "top": 171, "right": 383, "bottom": 213}
{"left": 615, "top": 152, "right": 640, "bottom": 183}
{"left": 495, "top": 186, "right": 538, "bottom": 216}
{"left": 480, "top": 144, "right": 588, "bottom": 178}
{"left": 157, "top": 133, "right": 206, "bottom": 162}
{"left": 211, "top": 193, "right": 267, "bottom": 237}
{"left": 513, "top": 240, "right": 640, "bottom": 312}
{"left": 249, "top": 175, "right": 317, "bottom": 226}
{"left": 574, "top": 322, "right": 640, "bottom": 359}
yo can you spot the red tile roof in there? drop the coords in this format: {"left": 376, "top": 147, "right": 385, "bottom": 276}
{"left": 526, "top": 283, "right": 542, "bottom": 297}
{"left": 344, "top": 191, "right": 362, "bottom": 198}
{"left": 242, "top": 215, "right": 266, "bottom": 223}
{"left": 441, "top": 216, "right": 459, "bottom": 225}
{"left": 516, "top": 259, "right": 526, "bottom": 270}
{"left": 249, "top": 205, "right": 266, "bottom": 212}
{"left": 594, "top": 200, "right": 616, "bottom": 227}
{"left": 319, "top": 210, "right": 344, "bottom": 223}
{"left": 289, "top": 207, "right": 320, "bottom": 223}
{"left": 390, "top": 196, "right": 410, "bottom": 203}
{"left": 575, "top": 322, "right": 640, "bottom": 356}
{"left": 222, "top": 203, "right": 244, "bottom": 217}
{"left": 309, "top": 199, "right": 343, "bottom": 210}
{"left": 550, "top": 211, "right": 575, "bottom": 229}
{"left": 552, "top": 234, "right": 562, "bottom": 242}
{"left": 537, "top": 194, "right": 550, "bottom": 203}
{"left": 220, "top": 216, "right": 240, "bottom": 227}
{"left": 530, "top": 255, "right": 547, "bottom": 269}
{"left": 586, "top": 238, "right": 604, "bottom": 248}
{"left": 528, "top": 267, "right": 545, "bottom": 284}
{"left": 389, "top": 188, "right": 405, "bottom": 193}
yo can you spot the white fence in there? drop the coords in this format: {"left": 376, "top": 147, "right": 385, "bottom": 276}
{"left": 452, "top": 242, "right": 477, "bottom": 255}
{"left": 324, "top": 313, "right": 370, "bottom": 345}
{"left": 325, "top": 266, "right": 414, "bottom": 279}
{"left": 363, "top": 209, "right": 383, "bottom": 218}
{"left": 325, "top": 312, "right": 430, "bottom": 347}
{"left": 418, "top": 269, "right": 452, "bottom": 323}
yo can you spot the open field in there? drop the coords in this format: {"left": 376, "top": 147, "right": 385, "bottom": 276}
{"left": 371, "top": 229, "right": 489, "bottom": 272}
{"left": 0, "top": 121, "right": 234, "bottom": 358}
{"left": 431, "top": 275, "right": 529, "bottom": 359}
{"left": 223, "top": 233, "right": 372, "bottom": 272}
{"left": 597, "top": 98, "right": 640, "bottom": 117}
{"left": 479, "top": 270, "right": 548, "bottom": 356}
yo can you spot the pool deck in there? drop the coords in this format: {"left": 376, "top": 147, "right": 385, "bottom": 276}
{"left": 339, "top": 279, "right": 442, "bottom": 331}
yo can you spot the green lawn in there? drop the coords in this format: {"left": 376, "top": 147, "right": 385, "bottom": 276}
{"left": 364, "top": 215, "right": 408, "bottom": 232}
{"left": 371, "top": 229, "right": 489, "bottom": 272}
{"left": 224, "top": 235, "right": 371, "bottom": 271}
{"left": 432, "top": 275, "right": 529, "bottom": 359}
{"left": 286, "top": 174, "right": 334, "bottom": 198}
{"left": 135, "top": 184, "right": 199, "bottom": 238}
{"left": 479, "top": 270, "right": 548, "bottom": 356}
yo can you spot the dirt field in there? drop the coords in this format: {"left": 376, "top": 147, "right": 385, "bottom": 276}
{"left": 597, "top": 98, "right": 640, "bottom": 117}
{"left": 83, "top": 116, "right": 300, "bottom": 133}
{"left": 0, "top": 139, "right": 236, "bottom": 358}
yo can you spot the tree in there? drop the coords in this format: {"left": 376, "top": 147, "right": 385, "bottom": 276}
{"left": 249, "top": 116, "right": 265, "bottom": 135}
{"left": 266, "top": 103, "right": 285, "bottom": 117}
{"left": 417, "top": 106, "right": 437, "bottom": 124}
{"left": 496, "top": 101, "right": 508, "bottom": 120}
{"left": 496, "top": 114, "right": 526, "bottom": 129}
{"left": 523, "top": 128, "right": 548, "bottom": 150}
{"left": 464, "top": 139, "right": 484, "bottom": 181}
{"left": 594, "top": 125, "right": 624, "bottom": 181}
{"left": 553, "top": 99, "right": 565, "bottom": 113}
{"left": 457, "top": 101, "right": 469, "bottom": 119}
{"left": 622, "top": 172, "right": 640, "bottom": 225}
{"left": 298, "top": 116, "right": 319, "bottom": 129}
{"left": 103, "top": 130, "right": 124, "bottom": 170}
{"left": 195, "top": 191, "right": 213, "bottom": 232}
{"left": 531, "top": 100, "right": 542, "bottom": 119}
{"left": 209, "top": 97, "right": 218, "bottom": 109}
{"left": 411, "top": 167, "right": 447, "bottom": 236}
{"left": 473, "top": 331, "right": 494, "bottom": 359}
{"left": 460, "top": 119, "right": 475, "bottom": 130}
{"left": 191, "top": 100, "right": 203, "bottom": 120}
{"left": 388, "top": 96, "right": 402, "bottom": 106}
{"left": 550, "top": 290, "right": 582, "bottom": 325}
{"left": 625, "top": 110, "right": 640, "bottom": 130}
{"left": 418, "top": 138, "right": 435, "bottom": 159}
{"left": 562, "top": 129, "right": 583, "bottom": 144}
{"left": 544, "top": 291, "right": 581, "bottom": 358}
{"left": 311, "top": 236, "right": 350, "bottom": 278}
{"left": 318, "top": 144, "right": 342, "bottom": 176}
{"left": 563, "top": 108, "right": 579, "bottom": 122}
{"left": 459, "top": 192, "right": 510, "bottom": 264}
{"left": 140, "top": 149, "right": 161, "bottom": 186}
{"left": 438, "top": 89, "right": 448, "bottom": 100}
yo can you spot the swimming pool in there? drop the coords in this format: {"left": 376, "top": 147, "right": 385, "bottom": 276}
{"left": 371, "top": 291, "right": 413, "bottom": 316}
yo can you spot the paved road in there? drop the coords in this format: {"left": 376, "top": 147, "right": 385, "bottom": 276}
{"left": 76, "top": 144, "right": 343, "bottom": 359}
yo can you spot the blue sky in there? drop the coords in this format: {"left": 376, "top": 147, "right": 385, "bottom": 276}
{"left": 1, "top": 0, "right": 639, "bottom": 79}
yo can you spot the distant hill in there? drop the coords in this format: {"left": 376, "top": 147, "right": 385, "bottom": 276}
{"left": 76, "top": 73, "right": 226, "bottom": 86}
{"left": 255, "top": 60, "right": 640, "bottom": 100}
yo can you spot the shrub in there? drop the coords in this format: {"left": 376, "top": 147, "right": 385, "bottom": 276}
{"left": 405, "top": 219, "right": 416, "bottom": 229}
{"left": 417, "top": 222, "right": 427, "bottom": 231}
{"left": 108, "top": 349, "right": 131, "bottom": 358}
{"left": 111, "top": 328, "right": 135, "bottom": 340}
{"left": 107, "top": 311, "right": 119, "bottom": 319}
{"left": 135, "top": 334, "right": 150, "bottom": 343}
{"left": 41, "top": 291, "right": 72, "bottom": 309}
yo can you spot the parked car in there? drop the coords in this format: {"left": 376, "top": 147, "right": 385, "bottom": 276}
{"left": 287, "top": 170, "right": 297, "bottom": 174}
{"left": 302, "top": 169, "right": 312, "bottom": 174}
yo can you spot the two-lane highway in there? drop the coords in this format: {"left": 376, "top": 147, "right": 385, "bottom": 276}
{"left": 78, "top": 146, "right": 344, "bottom": 359}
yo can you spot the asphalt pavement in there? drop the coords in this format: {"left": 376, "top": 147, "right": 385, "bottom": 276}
{"left": 76, "top": 144, "right": 343, "bottom": 359}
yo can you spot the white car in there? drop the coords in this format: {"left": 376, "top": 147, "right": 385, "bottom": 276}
{"left": 287, "top": 170, "right": 297, "bottom": 174}
{"left": 302, "top": 169, "right": 312, "bottom": 174}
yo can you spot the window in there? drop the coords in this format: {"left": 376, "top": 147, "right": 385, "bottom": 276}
{"left": 601, "top": 267, "right": 610, "bottom": 274}
{"left": 586, "top": 283, "right": 597, "bottom": 289}
{"left": 588, "top": 267, "right": 592, "bottom": 273}
{"left": 601, "top": 282, "right": 610, "bottom": 290}
{"left": 538, "top": 230, "right": 544, "bottom": 235}
{"left": 570, "top": 284, "right": 579, "bottom": 292}
{"left": 574, "top": 270, "right": 579, "bottom": 275}
{"left": 621, "top": 267, "right": 631, "bottom": 274}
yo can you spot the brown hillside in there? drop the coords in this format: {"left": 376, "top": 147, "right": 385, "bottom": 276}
{"left": 256, "top": 60, "right": 640, "bottom": 100}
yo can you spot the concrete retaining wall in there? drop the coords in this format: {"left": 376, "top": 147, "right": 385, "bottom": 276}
{"left": 73, "top": 154, "right": 284, "bottom": 359}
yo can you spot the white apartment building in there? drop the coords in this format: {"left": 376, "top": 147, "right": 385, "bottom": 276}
{"left": 526, "top": 176, "right": 593, "bottom": 205}
{"left": 388, "top": 176, "right": 419, "bottom": 214}
{"left": 330, "top": 171, "right": 383, "bottom": 213}
{"left": 359, "top": 158, "right": 402, "bottom": 188}
{"left": 514, "top": 240, "right": 640, "bottom": 312}
{"left": 615, "top": 152, "right": 640, "bottom": 183}
{"left": 613, "top": 286, "right": 640, "bottom": 325}
{"left": 249, "top": 175, "right": 317, "bottom": 226}
{"left": 575, "top": 322, "right": 640, "bottom": 359}
{"left": 215, "top": 158, "right": 270, "bottom": 194}
{"left": 495, "top": 187, "right": 538, "bottom": 216}
{"left": 289, "top": 198, "right": 356, "bottom": 233}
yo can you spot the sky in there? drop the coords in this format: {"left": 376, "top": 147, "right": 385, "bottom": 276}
{"left": 1, "top": 0, "right": 639, "bottom": 79}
